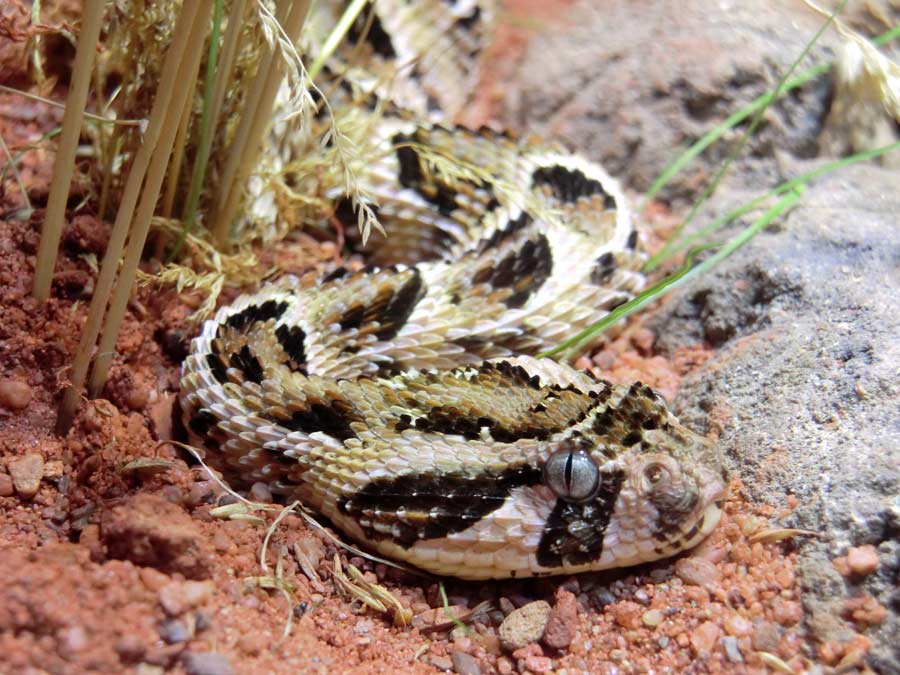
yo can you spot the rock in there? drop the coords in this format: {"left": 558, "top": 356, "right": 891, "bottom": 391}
{"left": 181, "top": 652, "right": 235, "bottom": 675}
{"left": 846, "top": 545, "right": 880, "bottom": 576}
{"left": 100, "top": 493, "right": 212, "bottom": 578}
{"left": 690, "top": 621, "right": 720, "bottom": 657}
{"left": 0, "top": 378, "right": 32, "bottom": 410}
{"left": 648, "top": 164, "right": 900, "bottom": 674}
{"left": 499, "top": 600, "right": 552, "bottom": 652}
{"left": 0, "top": 472, "right": 14, "bottom": 497}
{"left": 542, "top": 589, "right": 578, "bottom": 649}
{"left": 505, "top": 0, "right": 838, "bottom": 201}
{"left": 642, "top": 609, "right": 663, "bottom": 627}
{"left": 721, "top": 635, "right": 744, "bottom": 663}
{"left": 158, "top": 580, "right": 214, "bottom": 616}
{"left": 674, "top": 557, "right": 721, "bottom": 587}
{"left": 8, "top": 453, "right": 44, "bottom": 498}
{"left": 450, "top": 650, "right": 481, "bottom": 675}
{"left": 428, "top": 655, "right": 453, "bottom": 671}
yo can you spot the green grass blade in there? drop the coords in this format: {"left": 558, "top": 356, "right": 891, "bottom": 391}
{"left": 539, "top": 188, "right": 804, "bottom": 362}
{"left": 654, "top": 139, "right": 900, "bottom": 264}
{"left": 640, "top": 20, "right": 900, "bottom": 210}
{"left": 309, "top": 0, "right": 369, "bottom": 80}
{"left": 168, "top": 0, "right": 225, "bottom": 261}
{"left": 644, "top": 0, "right": 848, "bottom": 272}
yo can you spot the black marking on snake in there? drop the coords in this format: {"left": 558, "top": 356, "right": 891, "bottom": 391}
{"left": 188, "top": 409, "right": 218, "bottom": 437}
{"left": 536, "top": 468, "right": 626, "bottom": 568}
{"left": 224, "top": 300, "right": 288, "bottom": 331}
{"left": 626, "top": 230, "right": 639, "bottom": 249}
{"left": 275, "top": 324, "right": 308, "bottom": 374}
{"left": 532, "top": 165, "right": 616, "bottom": 209}
{"left": 230, "top": 345, "right": 264, "bottom": 384}
{"left": 374, "top": 269, "right": 425, "bottom": 341}
{"left": 349, "top": 8, "right": 396, "bottom": 59}
{"left": 475, "top": 213, "right": 532, "bottom": 254}
{"left": 339, "top": 304, "right": 366, "bottom": 331}
{"left": 322, "top": 266, "right": 349, "bottom": 283}
{"left": 472, "top": 234, "right": 553, "bottom": 308}
{"left": 339, "top": 464, "right": 544, "bottom": 548}
{"left": 590, "top": 252, "right": 617, "bottom": 285}
{"left": 206, "top": 347, "right": 229, "bottom": 385}
{"left": 278, "top": 396, "right": 362, "bottom": 441}
{"left": 393, "top": 133, "right": 469, "bottom": 216}
{"left": 591, "top": 385, "right": 667, "bottom": 447}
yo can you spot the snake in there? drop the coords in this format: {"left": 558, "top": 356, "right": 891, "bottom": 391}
{"left": 178, "top": 2, "right": 728, "bottom": 580}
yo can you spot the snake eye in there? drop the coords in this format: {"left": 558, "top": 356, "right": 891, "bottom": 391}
{"left": 544, "top": 447, "right": 600, "bottom": 503}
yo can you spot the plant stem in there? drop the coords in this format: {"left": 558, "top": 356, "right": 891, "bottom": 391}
{"left": 88, "top": 0, "right": 214, "bottom": 398}
{"left": 211, "top": 0, "right": 311, "bottom": 246}
{"left": 308, "top": 0, "right": 369, "bottom": 80}
{"left": 57, "top": 0, "right": 205, "bottom": 434}
{"left": 32, "top": 0, "right": 105, "bottom": 301}
{"left": 169, "top": 0, "right": 233, "bottom": 261}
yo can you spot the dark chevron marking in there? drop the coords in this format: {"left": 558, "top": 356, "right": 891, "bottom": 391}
{"left": 374, "top": 269, "right": 425, "bottom": 341}
{"left": 230, "top": 345, "right": 264, "bottom": 384}
{"left": 472, "top": 234, "right": 553, "bottom": 308}
{"left": 532, "top": 165, "right": 616, "bottom": 209}
{"left": 536, "top": 468, "right": 626, "bottom": 568}
{"left": 275, "top": 324, "right": 308, "bottom": 373}
{"left": 590, "top": 252, "right": 617, "bottom": 285}
{"left": 188, "top": 409, "right": 217, "bottom": 437}
{"left": 339, "top": 464, "right": 544, "bottom": 547}
{"left": 270, "top": 395, "right": 363, "bottom": 442}
{"left": 206, "top": 349, "right": 228, "bottom": 385}
{"left": 224, "top": 299, "right": 288, "bottom": 331}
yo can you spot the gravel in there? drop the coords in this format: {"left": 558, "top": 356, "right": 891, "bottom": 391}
{"left": 498, "top": 600, "right": 552, "bottom": 652}
{"left": 8, "top": 453, "right": 44, "bottom": 498}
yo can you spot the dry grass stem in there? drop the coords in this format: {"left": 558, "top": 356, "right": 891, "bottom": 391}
{"left": 212, "top": 0, "right": 311, "bottom": 245}
{"left": 56, "top": 0, "right": 206, "bottom": 433}
{"left": 32, "top": 0, "right": 105, "bottom": 301}
{"left": 87, "top": 0, "right": 214, "bottom": 398}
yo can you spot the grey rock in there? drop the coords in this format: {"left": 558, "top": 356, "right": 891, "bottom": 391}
{"left": 648, "top": 164, "right": 899, "bottom": 673}
{"left": 181, "top": 652, "right": 235, "bottom": 675}
{"left": 505, "top": 0, "right": 839, "bottom": 201}
{"left": 450, "top": 650, "right": 482, "bottom": 675}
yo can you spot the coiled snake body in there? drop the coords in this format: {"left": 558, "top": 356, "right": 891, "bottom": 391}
{"left": 180, "top": 119, "right": 727, "bottom": 579}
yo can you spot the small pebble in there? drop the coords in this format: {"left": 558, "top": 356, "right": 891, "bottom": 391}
{"left": 450, "top": 650, "right": 481, "bottom": 675}
{"left": 160, "top": 617, "right": 192, "bottom": 644}
{"left": 523, "top": 655, "right": 553, "bottom": 673}
{"left": 9, "top": 453, "right": 45, "bottom": 498}
{"left": 675, "top": 557, "right": 721, "bottom": 587}
{"left": 0, "top": 473, "right": 13, "bottom": 497}
{"left": 429, "top": 655, "right": 453, "bottom": 671}
{"left": 159, "top": 581, "right": 214, "bottom": 615}
{"left": 721, "top": 635, "right": 744, "bottom": 663}
{"left": 690, "top": 621, "right": 720, "bottom": 656}
{"left": 642, "top": 609, "right": 663, "bottom": 627}
{"left": 181, "top": 652, "right": 235, "bottom": 675}
{"left": 499, "top": 600, "right": 552, "bottom": 652}
{"left": 723, "top": 613, "right": 753, "bottom": 637}
{"left": 0, "top": 378, "right": 33, "bottom": 410}
{"left": 846, "top": 545, "right": 880, "bottom": 576}
{"left": 249, "top": 481, "right": 273, "bottom": 503}
{"left": 542, "top": 590, "right": 578, "bottom": 650}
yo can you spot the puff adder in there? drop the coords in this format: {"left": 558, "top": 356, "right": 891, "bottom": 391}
{"left": 180, "top": 119, "right": 728, "bottom": 579}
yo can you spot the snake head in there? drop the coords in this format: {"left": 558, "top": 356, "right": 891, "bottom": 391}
{"left": 538, "top": 382, "right": 728, "bottom": 573}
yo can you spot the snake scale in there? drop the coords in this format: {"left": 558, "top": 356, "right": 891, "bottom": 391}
{"left": 179, "top": 1, "right": 727, "bottom": 580}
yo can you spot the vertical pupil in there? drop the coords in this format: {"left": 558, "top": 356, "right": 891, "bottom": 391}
{"left": 564, "top": 451, "right": 574, "bottom": 491}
